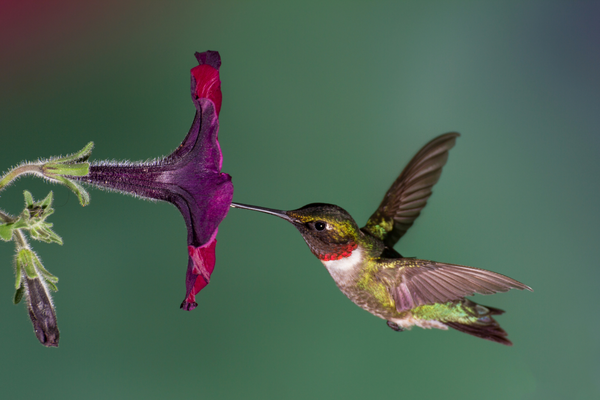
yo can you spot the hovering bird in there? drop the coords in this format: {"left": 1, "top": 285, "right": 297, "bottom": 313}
{"left": 232, "top": 133, "right": 531, "bottom": 345}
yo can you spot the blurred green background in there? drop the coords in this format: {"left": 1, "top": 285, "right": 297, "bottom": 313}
{"left": 1, "top": 1, "right": 598, "bottom": 399}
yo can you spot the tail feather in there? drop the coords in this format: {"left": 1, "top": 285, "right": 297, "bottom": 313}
{"left": 445, "top": 302, "right": 513, "bottom": 346}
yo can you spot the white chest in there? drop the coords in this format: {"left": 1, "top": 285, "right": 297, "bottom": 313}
{"left": 321, "top": 247, "right": 363, "bottom": 283}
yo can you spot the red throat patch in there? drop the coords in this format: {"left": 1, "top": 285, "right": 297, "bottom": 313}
{"left": 318, "top": 242, "right": 358, "bottom": 261}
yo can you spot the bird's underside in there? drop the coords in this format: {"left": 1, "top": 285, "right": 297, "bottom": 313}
{"left": 332, "top": 254, "right": 531, "bottom": 346}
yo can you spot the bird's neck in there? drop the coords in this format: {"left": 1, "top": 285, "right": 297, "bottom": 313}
{"left": 319, "top": 234, "right": 383, "bottom": 286}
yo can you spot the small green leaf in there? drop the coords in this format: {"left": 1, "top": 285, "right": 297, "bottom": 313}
{"left": 17, "top": 192, "right": 64, "bottom": 244}
{"left": 44, "top": 279, "right": 58, "bottom": 292}
{"left": 32, "top": 255, "right": 58, "bottom": 291}
{"left": 29, "top": 225, "right": 63, "bottom": 245}
{"left": 39, "top": 191, "right": 53, "bottom": 209}
{"left": 43, "top": 162, "right": 90, "bottom": 177}
{"left": 15, "top": 249, "right": 59, "bottom": 294}
{"left": 45, "top": 229, "right": 63, "bottom": 245}
{"left": 17, "top": 249, "right": 38, "bottom": 279}
{"left": 13, "top": 284, "right": 25, "bottom": 305}
{"left": 27, "top": 219, "right": 63, "bottom": 245}
{"left": 35, "top": 257, "right": 59, "bottom": 284}
{"left": 23, "top": 190, "right": 34, "bottom": 207}
{"left": 24, "top": 262, "right": 37, "bottom": 279}
{"left": 0, "top": 223, "right": 13, "bottom": 241}
{"left": 55, "top": 176, "right": 90, "bottom": 206}
{"left": 14, "top": 267, "right": 22, "bottom": 290}
{"left": 51, "top": 142, "right": 94, "bottom": 164}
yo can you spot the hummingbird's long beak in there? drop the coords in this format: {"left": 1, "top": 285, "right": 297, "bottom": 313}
{"left": 230, "top": 202, "right": 294, "bottom": 223}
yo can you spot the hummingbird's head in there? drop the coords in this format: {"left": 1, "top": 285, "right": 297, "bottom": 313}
{"left": 286, "top": 203, "right": 361, "bottom": 261}
{"left": 231, "top": 202, "right": 362, "bottom": 261}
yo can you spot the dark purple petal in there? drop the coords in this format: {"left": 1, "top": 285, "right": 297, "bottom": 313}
{"left": 78, "top": 100, "right": 232, "bottom": 249}
{"left": 195, "top": 50, "right": 221, "bottom": 70}
{"left": 161, "top": 99, "right": 233, "bottom": 247}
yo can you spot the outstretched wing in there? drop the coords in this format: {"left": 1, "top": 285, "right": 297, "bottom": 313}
{"left": 363, "top": 132, "right": 459, "bottom": 248}
{"left": 376, "top": 259, "right": 532, "bottom": 312}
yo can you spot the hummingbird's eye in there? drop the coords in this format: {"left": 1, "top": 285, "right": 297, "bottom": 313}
{"left": 314, "top": 221, "right": 327, "bottom": 231}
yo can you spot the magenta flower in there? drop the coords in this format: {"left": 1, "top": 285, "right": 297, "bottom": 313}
{"left": 73, "top": 51, "right": 233, "bottom": 310}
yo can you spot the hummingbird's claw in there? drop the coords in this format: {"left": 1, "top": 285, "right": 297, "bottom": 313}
{"left": 387, "top": 321, "right": 405, "bottom": 332}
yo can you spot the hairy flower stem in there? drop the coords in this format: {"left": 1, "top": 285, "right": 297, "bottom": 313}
{"left": 0, "top": 210, "right": 14, "bottom": 224}
{"left": 12, "top": 223, "right": 28, "bottom": 249}
{"left": 78, "top": 163, "right": 174, "bottom": 202}
{"left": 0, "top": 164, "right": 44, "bottom": 193}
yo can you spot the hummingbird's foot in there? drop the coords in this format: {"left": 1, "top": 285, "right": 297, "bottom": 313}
{"left": 387, "top": 321, "right": 405, "bottom": 332}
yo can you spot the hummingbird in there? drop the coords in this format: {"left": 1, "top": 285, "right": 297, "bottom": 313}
{"left": 231, "top": 132, "right": 531, "bottom": 345}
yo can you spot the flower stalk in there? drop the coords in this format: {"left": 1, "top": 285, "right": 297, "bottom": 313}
{"left": 0, "top": 142, "right": 93, "bottom": 206}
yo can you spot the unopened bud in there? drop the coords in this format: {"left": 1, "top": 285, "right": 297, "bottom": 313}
{"left": 25, "top": 277, "right": 59, "bottom": 347}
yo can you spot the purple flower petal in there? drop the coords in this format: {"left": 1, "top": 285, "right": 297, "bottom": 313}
{"left": 160, "top": 98, "right": 233, "bottom": 248}
{"left": 72, "top": 51, "right": 233, "bottom": 309}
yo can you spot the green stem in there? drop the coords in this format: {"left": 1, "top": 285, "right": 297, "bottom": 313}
{"left": 0, "top": 210, "right": 29, "bottom": 248}
{"left": 0, "top": 210, "right": 15, "bottom": 224}
{"left": 13, "top": 229, "right": 29, "bottom": 250}
{"left": 2, "top": 210, "right": 29, "bottom": 249}
{"left": 0, "top": 164, "right": 44, "bottom": 193}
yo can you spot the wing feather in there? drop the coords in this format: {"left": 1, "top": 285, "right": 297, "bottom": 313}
{"left": 363, "top": 133, "right": 460, "bottom": 247}
{"left": 379, "top": 259, "right": 532, "bottom": 312}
